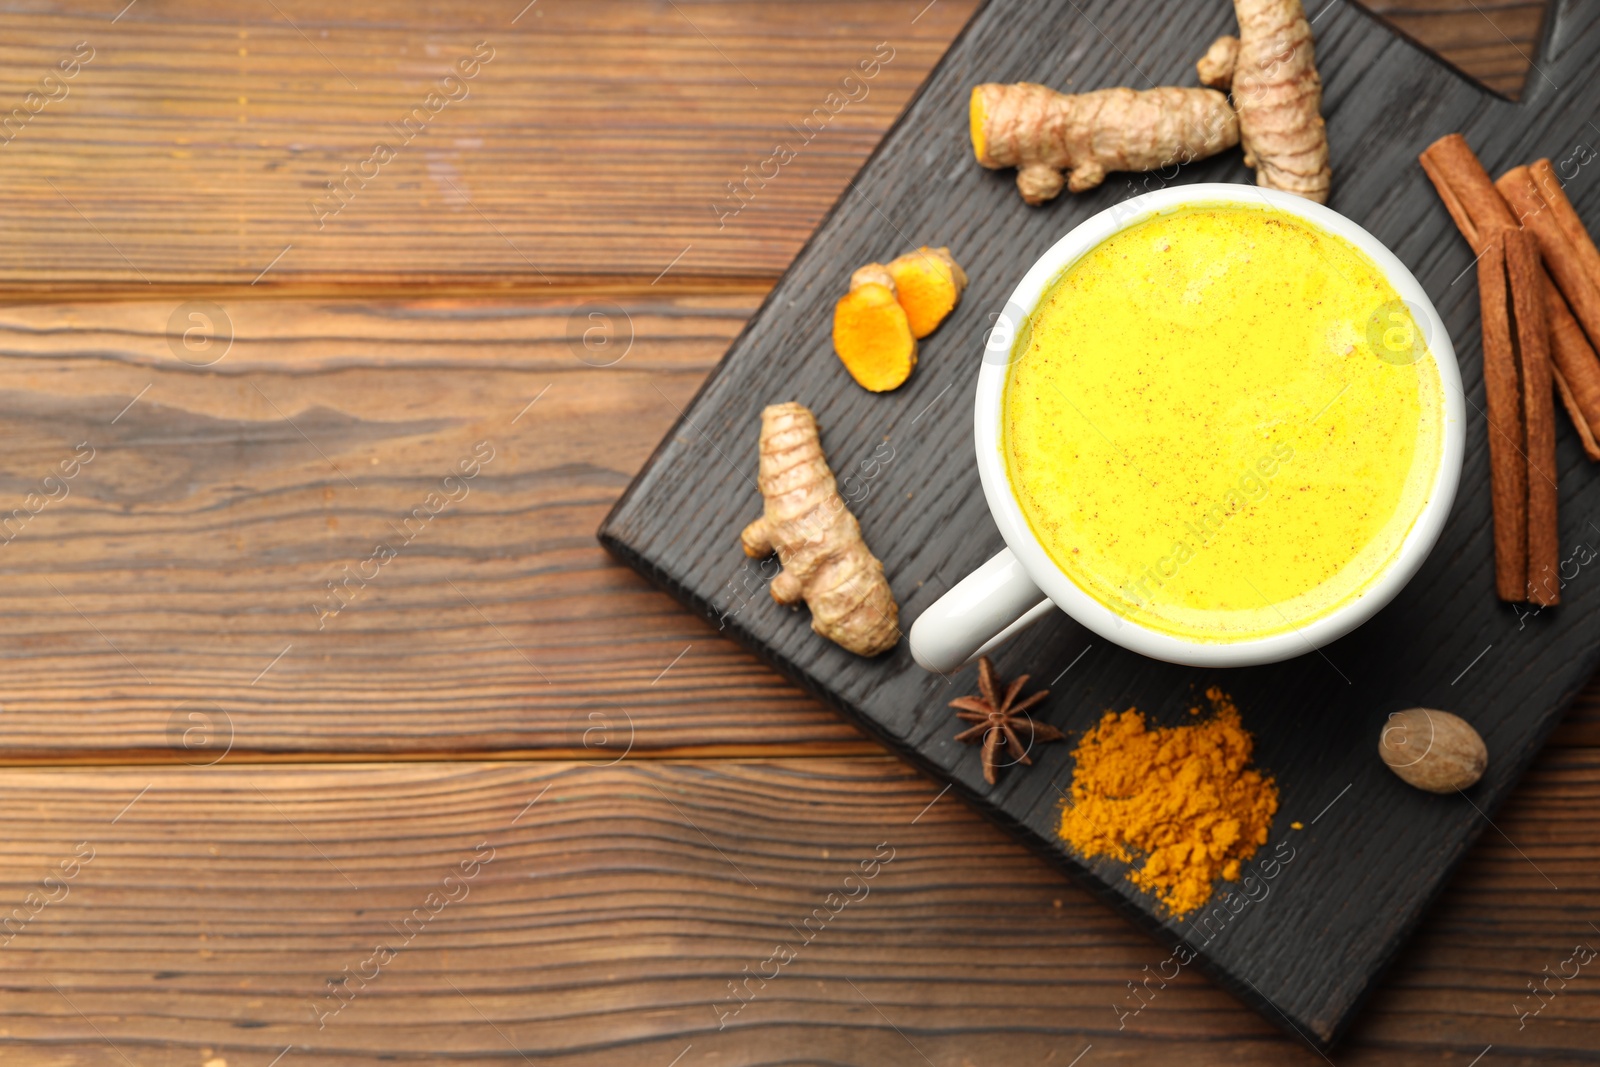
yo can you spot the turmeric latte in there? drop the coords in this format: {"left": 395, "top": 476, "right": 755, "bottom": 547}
{"left": 1003, "top": 204, "right": 1444, "bottom": 641}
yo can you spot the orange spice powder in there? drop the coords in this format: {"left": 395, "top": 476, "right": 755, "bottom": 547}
{"left": 1058, "top": 687, "right": 1279, "bottom": 918}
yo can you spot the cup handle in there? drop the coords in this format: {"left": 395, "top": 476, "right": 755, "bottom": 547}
{"left": 908, "top": 548, "right": 1055, "bottom": 674}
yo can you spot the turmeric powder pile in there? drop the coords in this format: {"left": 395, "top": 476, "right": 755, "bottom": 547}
{"left": 1059, "top": 688, "right": 1278, "bottom": 918}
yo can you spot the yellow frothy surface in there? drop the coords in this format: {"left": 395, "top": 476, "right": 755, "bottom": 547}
{"left": 1003, "top": 204, "right": 1444, "bottom": 642}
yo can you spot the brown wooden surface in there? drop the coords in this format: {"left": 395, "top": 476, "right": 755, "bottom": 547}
{"left": 4, "top": 757, "right": 1597, "bottom": 1065}
{"left": 0, "top": 290, "right": 875, "bottom": 760}
{"left": 1360, "top": 0, "right": 1550, "bottom": 98}
{"left": 0, "top": 0, "right": 1592, "bottom": 1064}
{"left": 0, "top": 0, "right": 974, "bottom": 290}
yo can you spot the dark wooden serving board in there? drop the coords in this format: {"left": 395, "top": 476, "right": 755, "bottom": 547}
{"left": 600, "top": 0, "right": 1600, "bottom": 1049}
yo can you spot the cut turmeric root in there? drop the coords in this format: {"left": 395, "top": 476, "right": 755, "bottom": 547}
{"left": 970, "top": 83, "right": 1239, "bottom": 204}
{"left": 886, "top": 247, "right": 967, "bottom": 338}
{"left": 741, "top": 402, "right": 900, "bottom": 656}
{"left": 833, "top": 268, "right": 917, "bottom": 392}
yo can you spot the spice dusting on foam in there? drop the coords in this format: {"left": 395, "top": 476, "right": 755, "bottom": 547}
{"left": 1059, "top": 687, "right": 1278, "bottom": 918}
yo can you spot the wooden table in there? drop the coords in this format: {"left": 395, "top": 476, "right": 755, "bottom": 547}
{"left": 0, "top": 2, "right": 1592, "bottom": 1064}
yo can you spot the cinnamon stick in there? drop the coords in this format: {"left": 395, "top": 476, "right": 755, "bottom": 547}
{"left": 1547, "top": 283, "right": 1600, "bottom": 460}
{"left": 1552, "top": 368, "right": 1600, "bottom": 461}
{"left": 1496, "top": 165, "right": 1600, "bottom": 463}
{"left": 1420, "top": 135, "right": 1534, "bottom": 599}
{"left": 1476, "top": 231, "right": 1529, "bottom": 602}
{"left": 1497, "top": 166, "right": 1600, "bottom": 352}
{"left": 1530, "top": 158, "right": 1600, "bottom": 296}
{"left": 1422, "top": 138, "right": 1600, "bottom": 464}
{"left": 1507, "top": 228, "right": 1558, "bottom": 605}
{"left": 1419, "top": 134, "right": 1518, "bottom": 250}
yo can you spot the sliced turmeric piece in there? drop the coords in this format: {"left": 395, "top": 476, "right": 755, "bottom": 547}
{"left": 833, "top": 267, "right": 916, "bottom": 392}
{"left": 886, "top": 247, "right": 967, "bottom": 338}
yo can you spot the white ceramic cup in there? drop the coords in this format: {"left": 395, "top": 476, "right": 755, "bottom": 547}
{"left": 908, "top": 184, "right": 1464, "bottom": 673}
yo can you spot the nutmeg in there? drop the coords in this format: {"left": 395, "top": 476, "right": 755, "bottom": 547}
{"left": 1379, "top": 708, "right": 1487, "bottom": 793}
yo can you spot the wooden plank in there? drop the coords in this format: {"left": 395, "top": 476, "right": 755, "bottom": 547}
{"left": 1554, "top": 682, "right": 1600, "bottom": 745}
{"left": 1360, "top": 0, "right": 1551, "bottom": 97}
{"left": 0, "top": 0, "right": 977, "bottom": 290}
{"left": 0, "top": 0, "right": 1545, "bottom": 290}
{"left": 0, "top": 283, "right": 1592, "bottom": 765}
{"left": 0, "top": 292, "right": 874, "bottom": 759}
{"left": 0, "top": 756, "right": 1592, "bottom": 1065}
{"left": 598, "top": 0, "right": 1600, "bottom": 1047}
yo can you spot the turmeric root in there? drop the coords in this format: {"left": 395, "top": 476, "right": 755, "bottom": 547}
{"left": 833, "top": 268, "right": 917, "bottom": 391}
{"left": 1197, "top": 35, "right": 1239, "bottom": 89}
{"left": 970, "top": 83, "right": 1239, "bottom": 204}
{"left": 741, "top": 402, "right": 900, "bottom": 656}
{"left": 1221, "top": 0, "right": 1331, "bottom": 202}
{"left": 886, "top": 246, "right": 967, "bottom": 338}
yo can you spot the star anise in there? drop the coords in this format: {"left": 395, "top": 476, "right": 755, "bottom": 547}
{"left": 950, "top": 656, "right": 1064, "bottom": 785}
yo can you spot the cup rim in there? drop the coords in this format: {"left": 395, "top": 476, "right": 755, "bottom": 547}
{"left": 973, "top": 184, "right": 1465, "bottom": 668}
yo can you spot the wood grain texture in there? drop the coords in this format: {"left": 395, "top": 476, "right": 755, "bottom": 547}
{"left": 0, "top": 0, "right": 976, "bottom": 290}
{"left": 0, "top": 292, "right": 872, "bottom": 759}
{"left": 0, "top": 0, "right": 1586, "bottom": 1062}
{"left": 0, "top": 0, "right": 1545, "bottom": 291}
{"left": 1553, "top": 682, "right": 1600, "bottom": 745}
{"left": 600, "top": 0, "right": 1600, "bottom": 1047}
{"left": 0, "top": 270, "right": 1591, "bottom": 766}
{"left": 1360, "top": 0, "right": 1550, "bottom": 97}
{"left": 0, "top": 757, "right": 1593, "bottom": 1066}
